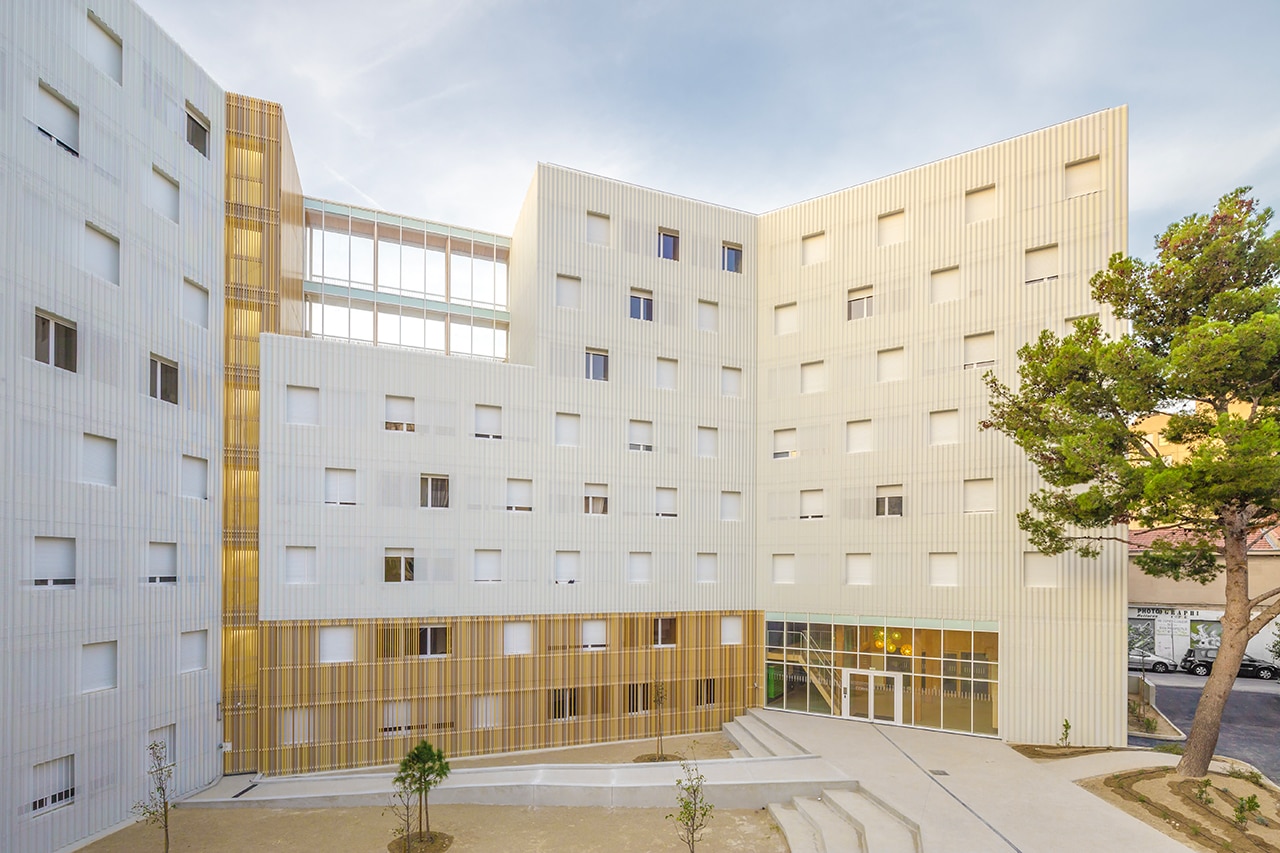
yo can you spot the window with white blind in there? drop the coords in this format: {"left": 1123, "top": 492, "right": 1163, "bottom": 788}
{"left": 581, "top": 619, "right": 606, "bottom": 650}
{"left": 36, "top": 83, "right": 79, "bottom": 155}
{"left": 877, "top": 210, "right": 906, "bottom": 246}
{"left": 33, "top": 537, "right": 75, "bottom": 587}
{"left": 800, "top": 360, "right": 825, "bottom": 394}
{"left": 380, "top": 700, "right": 416, "bottom": 736}
{"left": 183, "top": 279, "right": 209, "bottom": 328}
{"left": 930, "top": 267, "right": 961, "bottom": 304}
{"left": 81, "top": 434, "right": 116, "bottom": 486}
{"left": 1024, "top": 552, "right": 1059, "bottom": 588}
{"left": 695, "top": 553, "right": 717, "bottom": 584}
{"left": 773, "top": 428, "right": 797, "bottom": 459}
{"left": 586, "top": 212, "right": 610, "bottom": 245}
{"left": 875, "top": 484, "right": 903, "bottom": 517}
{"left": 1024, "top": 245, "right": 1060, "bottom": 285}
{"left": 721, "top": 615, "right": 743, "bottom": 645}
{"left": 82, "top": 641, "right": 117, "bottom": 692}
{"left": 720, "top": 491, "right": 742, "bottom": 521}
{"left": 929, "top": 409, "right": 960, "bottom": 445}
{"left": 286, "top": 385, "right": 319, "bottom": 425}
{"left": 279, "top": 709, "right": 315, "bottom": 745}
{"left": 474, "top": 404, "right": 502, "bottom": 439}
{"left": 150, "top": 168, "right": 179, "bottom": 223}
{"left": 555, "top": 551, "right": 580, "bottom": 585}
{"left": 284, "top": 546, "right": 317, "bottom": 584}
{"left": 800, "top": 489, "right": 825, "bottom": 520}
{"left": 385, "top": 395, "right": 415, "bottom": 431}
{"left": 656, "top": 357, "right": 677, "bottom": 390}
{"left": 506, "top": 478, "right": 533, "bottom": 512}
{"left": 31, "top": 755, "right": 75, "bottom": 814}
{"left": 555, "top": 274, "right": 581, "bottom": 309}
{"left": 180, "top": 455, "right": 207, "bottom": 500}
{"left": 628, "top": 419, "right": 654, "bottom": 452}
{"left": 772, "top": 554, "right": 796, "bottom": 585}
{"left": 697, "top": 300, "right": 719, "bottom": 332}
{"left": 963, "top": 332, "right": 996, "bottom": 370}
{"left": 929, "top": 552, "right": 959, "bottom": 587}
{"left": 1065, "top": 156, "right": 1101, "bottom": 197}
{"left": 147, "top": 542, "right": 177, "bottom": 584}
{"left": 801, "top": 231, "right": 827, "bottom": 265}
{"left": 179, "top": 630, "right": 207, "bottom": 672}
{"left": 384, "top": 548, "right": 414, "bottom": 582}
{"left": 85, "top": 224, "right": 120, "bottom": 284}
{"left": 846, "top": 420, "right": 873, "bottom": 453}
{"left": 473, "top": 695, "right": 501, "bottom": 729}
{"left": 35, "top": 311, "right": 77, "bottom": 372}
{"left": 963, "top": 478, "right": 996, "bottom": 513}
{"left": 584, "top": 483, "right": 608, "bottom": 515}
{"left": 773, "top": 302, "right": 798, "bottom": 335}
{"left": 324, "top": 468, "right": 356, "bottom": 505}
{"left": 554, "top": 412, "right": 580, "bottom": 447}
{"left": 627, "top": 552, "right": 653, "bottom": 584}
{"left": 145, "top": 725, "right": 175, "bottom": 772}
{"left": 474, "top": 549, "right": 502, "bottom": 583}
{"left": 877, "top": 347, "right": 906, "bottom": 382}
{"left": 503, "top": 622, "right": 532, "bottom": 655}
{"left": 846, "top": 553, "right": 873, "bottom": 586}
{"left": 964, "top": 185, "right": 997, "bottom": 223}
{"left": 86, "top": 12, "right": 122, "bottom": 84}
{"left": 847, "top": 286, "right": 873, "bottom": 319}
{"left": 655, "top": 487, "right": 677, "bottom": 518}
{"left": 696, "top": 426, "right": 718, "bottom": 458}
{"left": 721, "top": 366, "right": 742, "bottom": 397}
{"left": 319, "top": 627, "right": 355, "bottom": 663}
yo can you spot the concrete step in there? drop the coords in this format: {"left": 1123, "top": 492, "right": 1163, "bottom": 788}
{"left": 795, "top": 794, "right": 866, "bottom": 853}
{"left": 825, "top": 787, "right": 920, "bottom": 853}
{"left": 767, "top": 802, "right": 821, "bottom": 853}
{"left": 738, "top": 713, "right": 805, "bottom": 757}
{"left": 722, "top": 719, "right": 773, "bottom": 757}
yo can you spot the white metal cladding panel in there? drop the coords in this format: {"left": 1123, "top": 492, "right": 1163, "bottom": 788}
{"left": 754, "top": 108, "right": 1129, "bottom": 746}
{"left": 0, "top": 3, "right": 224, "bottom": 852}
{"left": 258, "top": 331, "right": 757, "bottom": 620}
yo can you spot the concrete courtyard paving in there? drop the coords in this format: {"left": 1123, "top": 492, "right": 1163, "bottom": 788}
{"left": 755, "top": 710, "right": 1191, "bottom": 853}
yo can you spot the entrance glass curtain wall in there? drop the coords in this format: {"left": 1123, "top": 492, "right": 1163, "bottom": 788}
{"left": 764, "top": 613, "right": 998, "bottom": 736}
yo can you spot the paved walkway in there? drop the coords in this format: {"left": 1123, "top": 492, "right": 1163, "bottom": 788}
{"left": 756, "top": 710, "right": 1191, "bottom": 853}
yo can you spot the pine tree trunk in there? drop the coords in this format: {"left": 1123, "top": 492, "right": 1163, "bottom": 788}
{"left": 424, "top": 794, "right": 431, "bottom": 838}
{"left": 1176, "top": 523, "right": 1251, "bottom": 777}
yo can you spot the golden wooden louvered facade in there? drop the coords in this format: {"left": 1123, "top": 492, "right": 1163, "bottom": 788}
{"left": 222, "top": 93, "right": 304, "bottom": 773}
{"left": 258, "top": 611, "right": 762, "bottom": 775}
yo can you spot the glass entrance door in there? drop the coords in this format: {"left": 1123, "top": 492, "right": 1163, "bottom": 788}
{"left": 841, "top": 669, "right": 902, "bottom": 724}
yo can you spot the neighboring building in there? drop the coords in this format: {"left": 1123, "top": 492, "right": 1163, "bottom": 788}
{"left": 1128, "top": 527, "right": 1280, "bottom": 662}
{"left": 2, "top": 1, "right": 1132, "bottom": 849}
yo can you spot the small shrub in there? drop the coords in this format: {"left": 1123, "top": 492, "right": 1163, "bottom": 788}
{"left": 1058, "top": 719, "right": 1072, "bottom": 748}
{"left": 1142, "top": 716, "right": 1158, "bottom": 733}
{"left": 1227, "top": 767, "right": 1264, "bottom": 787}
{"left": 1193, "top": 779, "right": 1213, "bottom": 805}
{"left": 1154, "top": 743, "right": 1185, "bottom": 755}
{"left": 1234, "top": 794, "right": 1261, "bottom": 827}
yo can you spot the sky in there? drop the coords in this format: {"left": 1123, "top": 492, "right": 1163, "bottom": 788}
{"left": 140, "top": 0, "right": 1280, "bottom": 259}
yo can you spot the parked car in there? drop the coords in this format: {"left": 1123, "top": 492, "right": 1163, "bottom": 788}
{"left": 1128, "top": 649, "right": 1178, "bottom": 673}
{"left": 1179, "top": 648, "right": 1278, "bottom": 679}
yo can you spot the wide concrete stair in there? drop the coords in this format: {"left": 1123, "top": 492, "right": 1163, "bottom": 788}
{"left": 722, "top": 708, "right": 808, "bottom": 758}
{"left": 768, "top": 786, "right": 922, "bottom": 853}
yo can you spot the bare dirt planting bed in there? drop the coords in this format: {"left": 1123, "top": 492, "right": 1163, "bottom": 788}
{"left": 1080, "top": 766, "right": 1280, "bottom": 853}
{"left": 81, "top": 802, "right": 787, "bottom": 853}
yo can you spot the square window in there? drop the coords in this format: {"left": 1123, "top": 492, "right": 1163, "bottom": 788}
{"left": 695, "top": 678, "right": 716, "bottom": 707}
{"left": 147, "top": 542, "right": 177, "bottom": 585}
{"left": 85, "top": 224, "right": 120, "bottom": 284}
{"left": 505, "top": 478, "right": 533, "bottom": 511}
{"left": 180, "top": 455, "right": 207, "bottom": 500}
{"left": 555, "top": 274, "right": 581, "bottom": 309}
{"left": 929, "top": 552, "right": 959, "bottom": 587}
{"left": 385, "top": 395, "right": 415, "bottom": 432}
{"left": 81, "top": 434, "right": 116, "bottom": 486}
{"left": 877, "top": 348, "right": 906, "bottom": 383}
{"left": 503, "top": 621, "right": 532, "bottom": 655}
{"left": 628, "top": 419, "right": 654, "bottom": 452}
{"left": 629, "top": 289, "right": 654, "bottom": 321}
{"left": 584, "top": 483, "right": 608, "bottom": 515}
{"left": 31, "top": 756, "right": 75, "bottom": 814}
{"left": 627, "top": 682, "right": 650, "bottom": 714}
{"left": 801, "top": 231, "right": 827, "bottom": 265}
{"left": 474, "top": 549, "right": 502, "bottom": 583}
{"left": 772, "top": 554, "right": 796, "bottom": 585}
{"left": 965, "top": 185, "right": 997, "bottom": 223}
{"left": 697, "top": 300, "right": 719, "bottom": 332}
{"left": 182, "top": 279, "right": 209, "bottom": 328}
{"left": 36, "top": 82, "right": 79, "bottom": 156}
{"left": 586, "top": 212, "right": 610, "bottom": 245}
{"left": 474, "top": 404, "right": 502, "bottom": 439}
{"left": 963, "top": 478, "right": 996, "bottom": 513}
{"left": 627, "top": 552, "right": 653, "bottom": 584}
{"left": 963, "top": 332, "right": 996, "bottom": 370}
{"left": 420, "top": 474, "right": 449, "bottom": 508}
{"left": 554, "top": 412, "right": 580, "bottom": 447}
{"left": 929, "top": 409, "right": 960, "bottom": 446}
{"left": 1024, "top": 552, "right": 1058, "bottom": 588}
{"left": 582, "top": 618, "right": 606, "bottom": 649}
{"left": 549, "top": 687, "right": 579, "bottom": 721}
{"left": 720, "top": 491, "right": 742, "bottom": 521}
{"left": 847, "top": 286, "right": 873, "bottom": 320}
{"left": 284, "top": 546, "right": 317, "bottom": 584}
{"left": 695, "top": 553, "right": 717, "bottom": 584}
{"left": 1065, "top": 156, "right": 1102, "bottom": 197}
{"left": 318, "top": 626, "right": 356, "bottom": 663}
{"left": 384, "top": 548, "right": 415, "bottom": 582}
{"left": 656, "top": 358, "right": 677, "bottom": 390}
{"left": 659, "top": 230, "right": 680, "bottom": 261}
{"left": 149, "top": 356, "right": 179, "bottom": 405}
{"left": 722, "top": 243, "right": 743, "bottom": 273}
{"left": 1025, "top": 245, "right": 1060, "bottom": 285}
{"left": 696, "top": 426, "right": 718, "bottom": 458}
{"left": 875, "top": 485, "right": 903, "bottom": 517}
{"left": 186, "top": 107, "right": 210, "bottom": 157}
{"left": 721, "top": 366, "right": 742, "bottom": 397}
{"left": 585, "top": 349, "right": 609, "bottom": 381}
{"left": 877, "top": 210, "right": 906, "bottom": 246}
{"left": 773, "top": 302, "right": 798, "bottom": 335}
{"left": 87, "top": 13, "right": 122, "bottom": 84}
{"left": 655, "top": 487, "right": 677, "bottom": 518}
{"left": 800, "top": 360, "right": 825, "bottom": 394}
{"left": 286, "top": 385, "right": 320, "bottom": 425}
{"left": 82, "top": 641, "right": 118, "bottom": 692}
{"left": 721, "top": 615, "right": 743, "bottom": 645}
{"left": 418, "top": 625, "right": 449, "bottom": 656}
{"left": 324, "top": 467, "right": 357, "bottom": 505}
{"left": 35, "top": 312, "right": 77, "bottom": 372}
{"left": 799, "top": 489, "right": 825, "bottom": 520}
{"left": 150, "top": 167, "right": 179, "bottom": 223}
{"left": 33, "top": 537, "right": 75, "bottom": 587}
{"left": 555, "top": 551, "right": 581, "bottom": 585}
{"left": 930, "top": 267, "right": 961, "bottom": 304}
{"left": 773, "top": 428, "right": 797, "bottom": 459}
{"left": 653, "top": 617, "right": 677, "bottom": 647}
{"left": 845, "top": 553, "right": 873, "bottom": 586}
{"left": 846, "top": 420, "right": 873, "bottom": 453}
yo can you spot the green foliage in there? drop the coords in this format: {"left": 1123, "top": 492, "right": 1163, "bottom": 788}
{"left": 982, "top": 188, "right": 1280, "bottom": 570}
{"left": 1227, "top": 766, "right": 1265, "bottom": 787}
{"left": 132, "top": 740, "right": 175, "bottom": 853}
{"left": 1193, "top": 778, "right": 1214, "bottom": 805}
{"left": 667, "top": 759, "right": 714, "bottom": 853}
{"left": 1058, "top": 718, "right": 1072, "bottom": 748}
{"left": 1269, "top": 624, "right": 1280, "bottom": 663}
{"left": 1234, "top": 793, "right": 1261, "bottom": 826}
{"left": 394, "top": 741, "right": 451, "bottom": 840}
{"left": 1154, "top": 743, "right": 1185, "bottom": 755}
{"left": 1142, "top": 717, "right": 1158, "bottom": 734}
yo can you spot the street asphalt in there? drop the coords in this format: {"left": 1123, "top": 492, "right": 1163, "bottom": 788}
{"left": 1130, "top": 671, "right": 1280, "bottom": 781}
